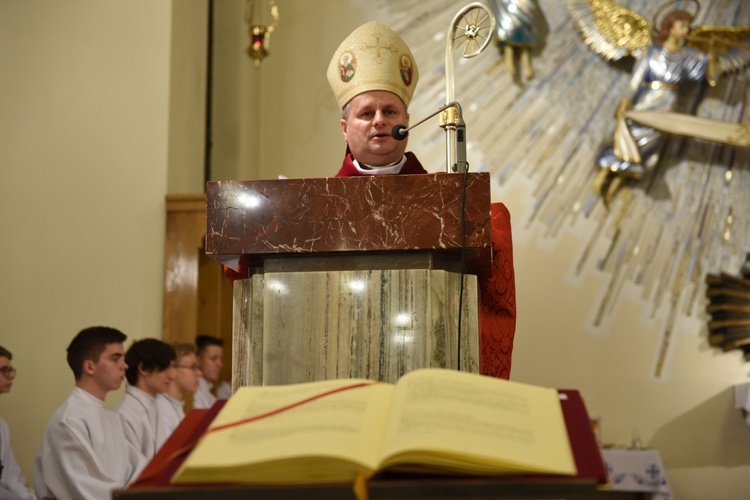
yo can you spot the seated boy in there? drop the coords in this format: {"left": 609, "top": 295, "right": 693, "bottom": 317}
{"left": 155, "top": 342, "right": 201, "bottom": 448}
{"left": 34, "top": 326, "right": 146, "bottom": 500}
{"left": 115, "top": 338, "right": 176, "bottom": 459}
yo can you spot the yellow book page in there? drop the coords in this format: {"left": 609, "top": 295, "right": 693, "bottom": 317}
{"left": 172, "top": 378, "right": 395, "bottom": 484}
{"left": 378, "top": 369, "right": 576, "bottom": 476}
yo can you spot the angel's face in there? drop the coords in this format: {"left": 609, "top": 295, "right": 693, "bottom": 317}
{"left": 669, "top": 19, "right": 690, "bottom": 41}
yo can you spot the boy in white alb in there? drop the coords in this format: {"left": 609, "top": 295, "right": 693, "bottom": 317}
{"left": 115, "top": 338, "right": 176, "bottom": 460}
{"left": 193, "top": 335, "right": 225, "bottom": 409}
{"left": 0, "top": 346, "right": 36, "bottom": 499}
{"left": 34, "top": 326, "right": 147, "bottom": 500}
{"left": 155, "top": 342, "right": 201, "bottom": 448}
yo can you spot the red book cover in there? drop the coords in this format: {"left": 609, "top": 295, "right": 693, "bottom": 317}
{"left": 126, "top": 400, "right": 227, "bottom": 489}
{"left": 556, "top": 389, "right": 609, "bottom": 485}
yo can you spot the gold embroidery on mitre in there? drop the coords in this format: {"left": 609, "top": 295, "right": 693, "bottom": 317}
{"left": 327, "top": 21, "right": 419, "bottom": 109}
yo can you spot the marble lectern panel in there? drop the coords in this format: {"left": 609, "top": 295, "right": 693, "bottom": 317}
{"left": 232, "top": 268, "right": 478, "bottom": 387}
{"left": 206, "top": 173, "right": 492, "bottom": 277}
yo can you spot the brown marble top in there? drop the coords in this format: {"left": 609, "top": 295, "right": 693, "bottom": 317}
{"left": 206, "top": 173, "right": 493, "bottom": 276}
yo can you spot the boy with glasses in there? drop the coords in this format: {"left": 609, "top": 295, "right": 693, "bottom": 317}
{"left": 0, "top": 346, "right": 35, "bottom": 499}
{"left": 155, "top": 343, "right": 201, "bottom": 448}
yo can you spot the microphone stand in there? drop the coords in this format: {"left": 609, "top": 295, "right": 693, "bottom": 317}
{"left": 440, "top": 3, "right": 496, "bottom": 371}
{"left": 440, "top": 101, "right": 468, "bottom": 173}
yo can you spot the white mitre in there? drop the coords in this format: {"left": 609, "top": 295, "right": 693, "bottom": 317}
{"left": 327, "top": 21, "right": 419, "bottom": 110}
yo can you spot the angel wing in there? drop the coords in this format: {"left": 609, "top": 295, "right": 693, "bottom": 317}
{"left": 566, "top": 0, "right": 651, "bottom": 61}
{"left": 687, "top": 25, "right": 750, "bottom": 85}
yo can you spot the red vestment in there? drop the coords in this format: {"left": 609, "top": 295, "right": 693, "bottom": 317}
{"left": 335, "top": 151, "right": 428, "bottom": 176}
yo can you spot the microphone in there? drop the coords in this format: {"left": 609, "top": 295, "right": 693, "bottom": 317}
{"left": 388, "top": 101, "right": 468, "bottom": 172}
{"left": 389, "top": 102, "right": 456, "bottom": 141}
{"left": 391, "top": 125, "right": 408, "bottom": 140}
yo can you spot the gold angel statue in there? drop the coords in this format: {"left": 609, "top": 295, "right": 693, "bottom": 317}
{"left": 567, "top": 0, "right": 750, "bottom": 180}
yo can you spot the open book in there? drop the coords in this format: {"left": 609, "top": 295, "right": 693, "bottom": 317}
{"left": 171, "top": 368, "right": 577, "bottom": 485}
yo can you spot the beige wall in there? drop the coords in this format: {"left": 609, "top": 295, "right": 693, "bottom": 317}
{"left": 0, "top": 0, "right": 181, "bottom": 478}
{"left": 2, "top": 1, "right": 750, "bottom": 498}
{"left": 168, "top": 0, "right": 209, "bottom": 194}
{"left": 210, "top": 0, "right": 364, "bottom": 181}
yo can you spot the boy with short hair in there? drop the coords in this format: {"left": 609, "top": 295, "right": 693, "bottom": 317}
{"left": 155, "top": 342, "right": 201, "bottom": 447}
{"left": 0, "top": 346, "right": 36, "bottom": 499}
{"left": 115, "top": 338, "right": 176, "bottom": 459}
{"left": 34, "top": 326, "right": 146, "bottom": 500}
{"left": 193, "top": 335, "right": 224, "bottom": 409}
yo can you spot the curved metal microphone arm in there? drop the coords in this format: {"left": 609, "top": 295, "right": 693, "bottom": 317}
{"left": 392, "top": 102, "right": 461, "bottom": 138}
{"left": 392, "top": 102, "right": 467, "bottom": 172}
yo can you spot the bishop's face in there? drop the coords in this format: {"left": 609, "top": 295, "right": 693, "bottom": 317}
{"left": 340, "top": 90, "right": 410, "bottom": 166}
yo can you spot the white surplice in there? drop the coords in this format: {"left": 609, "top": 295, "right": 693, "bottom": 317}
{"left": 0, "top": 417, "right": 36, "bottom": 499}
{"left": 216, "top": 380, "right": 231, "bottom": 400}
{"left": 33, "top": 388, "right": 146, "bottom": 500}
{"left": 115, "top": 385, "right": 159, "bottom": 459}
{"left": 155, "top": 393, "right": 184, "bottom": 450}
{"left": 192, "top": 377, "right": 216, "bottom": 409}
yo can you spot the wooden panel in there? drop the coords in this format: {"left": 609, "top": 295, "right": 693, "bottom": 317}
{"left": 162, "top": 195, "right": 205, "bottom": 344}
{"left": 197, "top": 249, "right": 234, "bottom": 384}
{"left": 163, "top": 194, "right": 233, "bottom": 383}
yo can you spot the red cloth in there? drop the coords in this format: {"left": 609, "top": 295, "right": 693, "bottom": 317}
{"left": 224, "top": 153, "right": 516, "bottom": 379}
{"left": 478, "top": 203, "right": 516, "bottom": 379}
